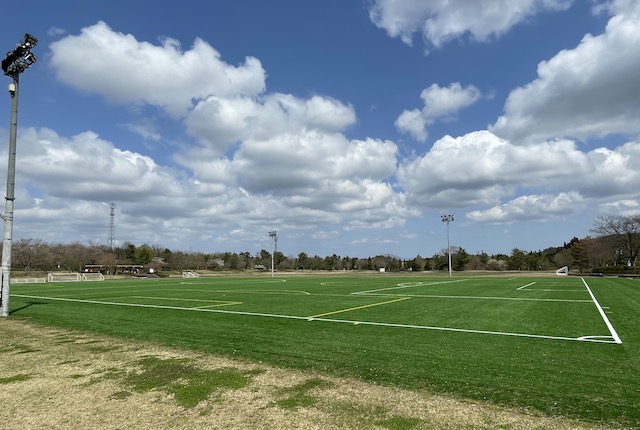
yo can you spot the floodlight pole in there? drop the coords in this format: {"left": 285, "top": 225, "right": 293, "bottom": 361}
{"left": 441, "top": 214, "right": 454, "bottom": 278}
{"left": 268, "top": 231, "right": 277, "bottom": 277}
{"left": 0, "top": 34, "right": 38, "bottom": 317}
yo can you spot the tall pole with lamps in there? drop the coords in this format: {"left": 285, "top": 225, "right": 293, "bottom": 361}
{"left": 0, "top": 34, "right": 38, "bottom": 317}
{"left": 441, "top": 214, "right": 454, "bottom": 278}
{"left": 268, "top": 231, "right": 277, "bottom": 278}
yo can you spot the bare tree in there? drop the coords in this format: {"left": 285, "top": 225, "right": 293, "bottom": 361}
{"left": 13, "top": 239, "right": 52, "bottom": 275}
{"left": 591, "top": 215, "right": 640, "bottom": 267}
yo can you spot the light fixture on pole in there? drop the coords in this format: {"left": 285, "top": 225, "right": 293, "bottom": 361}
{"left": 441, "top": 214, "right": 454, "bottom": 278}
{"left": 0, "top": 34, "right": 38, "bottom": 318}
{"left": 268, "top": 231, "right": 277, "bottom": 277}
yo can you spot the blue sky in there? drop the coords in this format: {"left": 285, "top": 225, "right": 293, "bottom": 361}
{"left": 0, "top": 0, "right": 638, "bottom": 259}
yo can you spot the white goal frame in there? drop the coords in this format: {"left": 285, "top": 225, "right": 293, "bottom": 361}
{"left": 48, "top": 272, "right": 82, "bottom": 282}
{"left": 11, "top": 277, "right": 46, "bottom": 284}
{"left": 81, "top": 272, "right": 105, "bottom": 281}
{"left": 182, "top": 271, "right": 200, "bottom": 278}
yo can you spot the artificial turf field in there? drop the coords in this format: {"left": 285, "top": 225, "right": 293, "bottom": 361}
{"left": 8, "top": 273, "right": 640, "bottom": 426}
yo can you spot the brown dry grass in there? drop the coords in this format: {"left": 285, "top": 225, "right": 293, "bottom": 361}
{"left": 0, "top": 318, "right": 613, "bottom": 430}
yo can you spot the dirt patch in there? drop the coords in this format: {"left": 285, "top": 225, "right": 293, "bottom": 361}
{"left": 0, "top": 318, "right": 613, "bottom": 429}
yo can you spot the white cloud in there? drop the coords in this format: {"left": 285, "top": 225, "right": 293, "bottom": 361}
{"left": 184, "top": 93, "right": 356, "bottom": 156}
{"left": 491, "top": 0, "right": 640, "bottom": 143}
{"left": 599, "top": 199, "right": 640, "bottom": 216}
{"left": 124, "top": 118, "right": 161, "bottom": 141}
{"left": 46, "top": 22, "right": 409, "bottom": 236}
{"left": 397, "top": 130, "right": 640, "bottom": 218}
{"left": 395, "top": 109, "right": 427, "bottom": 142}
{"left": 466, "top": 192, "right": 585, "bottom": 223}
{"left": 369, "top": 0, "right": 572, "bottom": 48}
{"left": 395, "top": 83, "right": 481, "bottom": 142}
{"left": 50, "top": 21, "right": 266, "bottom": 117}
{"left": 230, "top": 131, "right": 401, "bottom": 214}
{"left": 15, "top": 128, "right": 183, "bottom": 203}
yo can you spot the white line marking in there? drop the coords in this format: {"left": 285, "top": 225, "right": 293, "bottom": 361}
{"left": 525, "top": 289, "right": 585, "bottom": 292}
{"left": 517, "top": 282, "right": 536, "bottom": 290}
{"left": 353, "top": 292, "right": 591, "bottom": 303}
{"left": 13, "top": 294, "right": 618, "bottom": 344}
{"left": 581, "top": 278, "right": 622, "bottom": 344}
{"left": 353, "top": 279, "right": 467, "bottom": 295}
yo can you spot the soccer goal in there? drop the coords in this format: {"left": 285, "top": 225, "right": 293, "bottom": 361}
{"left": 182, "top": 271, "right": 200, "bottom": 278}
{"left": 555, "top": 266, "right": 569, "bottom": 276}
{"left": 11, "top": 277, "right": 46, "bottom": 284}
{"left": 48, "top": 272, "right": 82, "bottom": 282}
{"left": 81, "top": 272, "right": 105, "bottom": 281}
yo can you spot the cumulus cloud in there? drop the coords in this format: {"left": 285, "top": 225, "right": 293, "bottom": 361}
{"left": 599, "top": 199, "right": 640, "bottom": 216}
{"left": 369, "top": 0, "right": 572, "bottom": 48}
{"left": 50, "top": 21, "right": 266, "bottom": 117}
{"left": 491, "top": 0, "right": 640, "bottom": 143}
{"left": 5, "top": 126, "right": 413, "bottom": 249}
{"left": 397, "top": 130, "right": 640, "bottom": 218}
{"left": 396, "top": 83, "right": 481, "bottom": 142}
{"left": 466, "top": 192, "right": 585, "bottom": 223}
{"left": 40, "top": 21, "right": 416, "bottom": 248}
{"left": 15, "top": 128, "right": 184, "bottom": 203}
{"left": 184, "top": 93, "right": 356, "bottom": 156}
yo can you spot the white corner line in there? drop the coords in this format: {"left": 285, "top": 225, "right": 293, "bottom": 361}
{"left": 581, "top": 278, "right": 622, "bottom": 344}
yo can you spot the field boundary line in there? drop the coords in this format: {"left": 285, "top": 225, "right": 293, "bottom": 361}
{"left": 581, "top": 278, "right": 622, "bottom": 344}
{"left": 13, "top": 294, "right": 619, "bottom": 345}
{"left": 355, "top": 292, "right": 591, "bottom": 303}
{"left": 352, "top": 279, "right": 467, "bottom": 295}
{"left": 307, "top": 297, "right": 410, "bottom": 319}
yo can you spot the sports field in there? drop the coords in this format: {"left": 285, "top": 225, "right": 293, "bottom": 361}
{"left": 8, "top": 274, "right": 640, "bottom": 426}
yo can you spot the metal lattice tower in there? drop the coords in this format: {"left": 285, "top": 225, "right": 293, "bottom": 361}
{"left": 108, "top": 203, "right": 115, "bottom": 249}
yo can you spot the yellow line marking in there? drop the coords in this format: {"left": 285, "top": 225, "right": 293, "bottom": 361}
{"left": 307, "top": 297, "right": 410, "bottom": 319}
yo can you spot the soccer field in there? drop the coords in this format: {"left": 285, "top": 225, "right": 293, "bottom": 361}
{"left": 9, "top": 274, "right": 640, "bottom": 426}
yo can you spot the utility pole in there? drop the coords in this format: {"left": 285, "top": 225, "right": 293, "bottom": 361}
{"left": 0, "top": 34, "right": 38, "bottom": 317}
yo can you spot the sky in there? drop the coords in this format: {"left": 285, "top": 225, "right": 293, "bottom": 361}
{"left": 0, "top": 0, "right": 638, "bottom": 260}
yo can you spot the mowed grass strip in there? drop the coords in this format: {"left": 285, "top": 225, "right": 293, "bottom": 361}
{"left": 9, "top": 274, "right": 640, "bottom": 427}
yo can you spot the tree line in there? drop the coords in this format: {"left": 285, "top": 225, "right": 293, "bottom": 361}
{"left": 8, "top": 215, "right": 639, "bottom": 276}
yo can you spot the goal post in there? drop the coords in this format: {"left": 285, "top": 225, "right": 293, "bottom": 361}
{"left": 81, "top": 272, "right": 105, "bottom": 281}
{"left": 47, "top": 273, "right": 81, "bottom": 282}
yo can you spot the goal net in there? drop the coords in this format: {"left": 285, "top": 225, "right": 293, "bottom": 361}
{"left": 11, "top": 277, "right": 46, "bottom": 284}
{"left": 48, "top": 272, "right": 81, "bottom": 282}
{"left": 82, "top": 272, "right": 105, "bottom": 281}
{"left": 182, "top": 271, "right": 200, "bottom": 278}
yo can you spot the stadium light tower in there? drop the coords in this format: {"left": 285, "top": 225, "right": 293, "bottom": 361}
{"left": 441, "top": 214, "right": 454, "bottom": 278}
{"left": 268, "top": 231, "right": 277, "bottom": 277}
{"left": 0, "top": 34, "right": 38, "bottom": 318}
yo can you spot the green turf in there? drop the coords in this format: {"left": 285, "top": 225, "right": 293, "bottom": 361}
{"left": 8, "top": 274, "right": 640, "bottom": 426}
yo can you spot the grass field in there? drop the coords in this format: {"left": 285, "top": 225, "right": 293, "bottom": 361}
{"left": 8, "top": 273, "right": 640, "bottom": 427}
